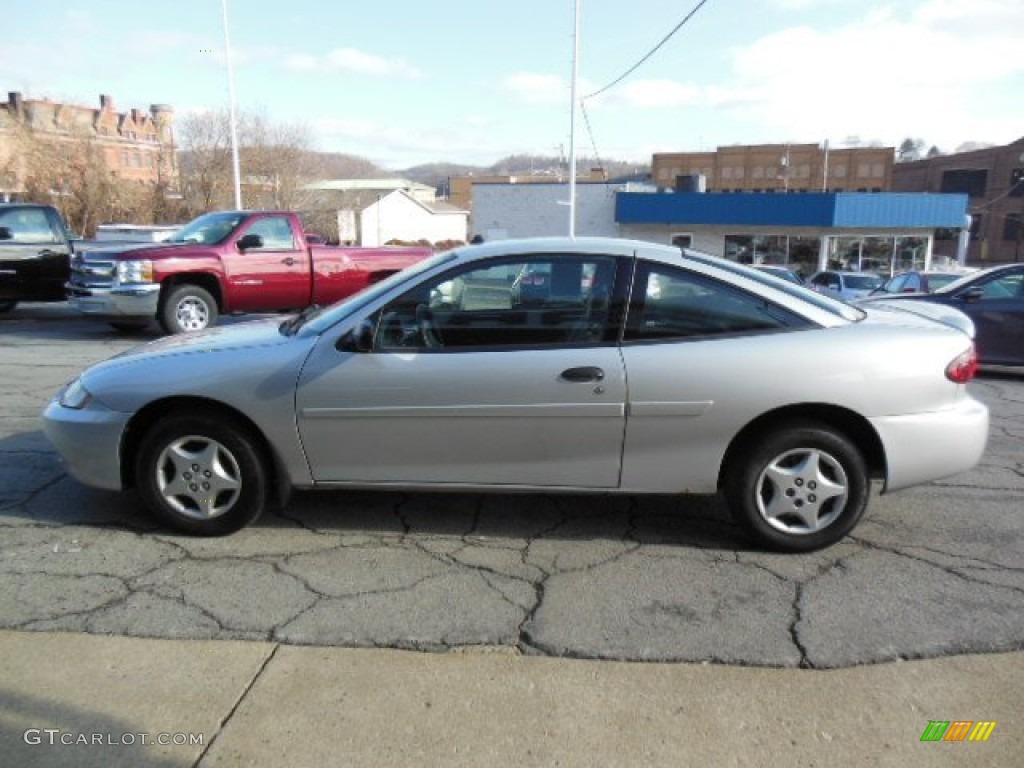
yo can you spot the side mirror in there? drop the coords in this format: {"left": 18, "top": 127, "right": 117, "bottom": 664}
{"left": 0, "top": 226, "right": 12, "bottom": 241}
{"left": 237, "top": 233, "right": 263, "bottom": 251}
{"left": 960, "top": 287, "right": 985, "bottom": 302}
{"left": 336, "top": 319, "right": 375, "bottom": 353}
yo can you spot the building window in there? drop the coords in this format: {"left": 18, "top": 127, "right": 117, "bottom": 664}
{"left": 1010, "top": 168, "right": 1024, "bottom": 197}
{"left": 872, "top": 164, "right": 884, "bottom": 177}
{"left": 857, "top": 164, "right": 871, "bottom": 178}
{"left": 940, "top": 169, "right": 988, "bottom": 197}
{"left": 1003, "top": 213, "right": 1021, "bottom": 242}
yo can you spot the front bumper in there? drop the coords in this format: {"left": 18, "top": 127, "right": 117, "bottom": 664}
{"left": 66, "top": 282, "right": 160, "bottom": 318}
{"left": 42, "top": 397, "right": 132, "bottom": 491}
{"left": 871, "top": 395, "right": 989, "bottom": 492}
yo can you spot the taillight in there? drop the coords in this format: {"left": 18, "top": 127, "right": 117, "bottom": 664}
{"left": 945, "top": 345, "right": 978, "bottom": 383}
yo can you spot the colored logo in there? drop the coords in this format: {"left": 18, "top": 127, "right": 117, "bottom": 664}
{"left": 920, "top": 721, "right": 996, "bottom": 742}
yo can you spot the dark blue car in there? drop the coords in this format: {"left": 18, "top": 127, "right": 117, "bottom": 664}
{"left": 863, "top": 264, "right": 1024, "bottom": 367}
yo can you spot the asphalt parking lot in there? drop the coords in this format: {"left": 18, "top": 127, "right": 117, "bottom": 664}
{"left": 1, "top": 302, "right": 1023, "bottom": 668}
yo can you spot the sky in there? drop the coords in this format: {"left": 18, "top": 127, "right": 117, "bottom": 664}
{"left": 3, "top": 0, "right": 1023, "bottom": 170}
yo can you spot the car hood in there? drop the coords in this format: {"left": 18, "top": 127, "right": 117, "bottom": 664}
{"left": 110, "top": 317, "right": 293, "bottom": 362}
{"left": 76, "top": 318, "right": 318, "bottom": 413}
{"left": 858, "top": 297, "right": 975, "bottom": 338}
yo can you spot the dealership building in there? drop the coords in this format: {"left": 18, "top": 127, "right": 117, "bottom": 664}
{"left": 472, "top": 182, "right": 969, "bottom": 277}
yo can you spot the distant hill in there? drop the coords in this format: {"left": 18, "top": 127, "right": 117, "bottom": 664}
{"left": 401, "top": 155, "right": 651, "bottom": 190}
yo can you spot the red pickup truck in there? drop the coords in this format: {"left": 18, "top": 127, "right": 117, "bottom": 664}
{"left": 66, "top": 210, "right": 433, "bottom": 333}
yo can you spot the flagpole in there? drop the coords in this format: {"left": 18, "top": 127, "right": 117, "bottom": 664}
{"left": 568, "top": 0, "right": 581, "bottom": 238}
{"left": 222, "top": 0, "right": 243, "bottom": 209}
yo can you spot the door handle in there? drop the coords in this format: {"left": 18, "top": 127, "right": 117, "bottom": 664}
{"left": 281, "top": 257, "right": 296, "bottom": 266}
{"left": 560, "top": 366, "right": 604, "bottom": 383}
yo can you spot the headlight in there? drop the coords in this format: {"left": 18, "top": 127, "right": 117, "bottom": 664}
{"left": 116, "top": 259, "right": 154, "bottom": 284}
{"left": 58, "top": 379, "right": 92, "bottom": 410}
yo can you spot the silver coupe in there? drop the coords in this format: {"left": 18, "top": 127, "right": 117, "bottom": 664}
{"left": 43, "top": 238, "right": 989, "bottom": 552}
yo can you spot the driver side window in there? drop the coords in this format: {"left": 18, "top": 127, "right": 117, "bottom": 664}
{"left": 373, "top": 255, "right": 617, "bottom": 351}
{"left": 246, "top": 217, "right": 296, "bottom": 250}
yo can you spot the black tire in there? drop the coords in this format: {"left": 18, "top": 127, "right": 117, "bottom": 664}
{"left": 722, "top": 422, "right": 869, "bottom": 552}
{"left": 0, "top": 300, "right": 17, "bottom": 313}
{"left": 135, "top": 413, "right": 268, "bottom": 535}
{"left": 109, "top": 321, "right": 150, "bottom": 333}
{"left": 160, "top": 284, "right": 218, "bottom": 334}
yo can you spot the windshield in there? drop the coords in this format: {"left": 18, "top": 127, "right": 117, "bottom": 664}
{"left": 297, "top": 249, "right": 460, "bottom": 334}
{"left": 844, "top": 274, "right": 884, "bottom": 289}
{"left": 932, "top": 269, "right": 990, "bottom": 295}
{"left": 167, "top": 212, "right": 246, "bottom": 245}
{"left": 683, "top": 251, "right": 865, "bottom": 322}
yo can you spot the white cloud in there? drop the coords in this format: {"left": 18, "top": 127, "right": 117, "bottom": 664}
{"left": 714, "top": 1, "right": 1024, "bottom": 148}
{"left": 285, "top": 48, "right": 422, "bottom": 78}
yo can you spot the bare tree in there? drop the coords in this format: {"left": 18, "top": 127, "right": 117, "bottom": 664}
{"left": 177, "top": 108, "right": 320, "bottom": 215}
{"left": 3, "top": 122, "right": 141, "bottom": 236}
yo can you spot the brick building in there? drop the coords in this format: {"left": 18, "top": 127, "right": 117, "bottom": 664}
{"left": 892, "top": 137, "right": 1024, "bottom": 264}
{"left": 652, "top": 143, "right": 894, "bottom": 194}
{"left": 0, "top": 91, "right": 177, "bottom": 200}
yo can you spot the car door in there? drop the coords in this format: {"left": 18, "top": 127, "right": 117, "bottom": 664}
{"left": 295, "top": 252, "right": 627, "bottom": 487}
{"left": 221, "top": 214, "right": 311, "bottom": 310}
{"left": 618, "top": 259, "right": 815, "bottom": 492}
{"left": 957, "top": 267, "right": 1024, "bottom": 366}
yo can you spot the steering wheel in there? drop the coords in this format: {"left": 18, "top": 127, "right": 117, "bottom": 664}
{"left": 415, "top": 304, "right": 442, "bottom": 348}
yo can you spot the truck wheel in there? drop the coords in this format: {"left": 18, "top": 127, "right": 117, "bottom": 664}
{"left": 160, "top": 284, "right": 218, "bottom": 334}
{"left": 0, "top": 300, "right": 16, "bottom": 313}
{"left": 135, "top": 412, "right": 268, "bottom": 535}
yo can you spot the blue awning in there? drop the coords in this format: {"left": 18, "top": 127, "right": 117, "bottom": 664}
{"left": 615, "top": 191, "right": 968, "bottom": 229}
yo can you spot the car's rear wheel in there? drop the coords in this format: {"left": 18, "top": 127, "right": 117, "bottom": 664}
{"left": 0, "top": 300, "right": 17, "bottom": 313}
{"left": 723, "top": 423, "right": 869, "bottom": 552}
{"left": 160, "top": 284, "right": 218, "bottom": 334}
{"left": 135, "top": 413, "right": 268, "bottom": 535}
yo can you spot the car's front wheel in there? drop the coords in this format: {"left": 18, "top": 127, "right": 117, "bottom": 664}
{"left": 723, "top": 423, "right": 869, "bottom": 552}
{"left": 135, "top": 413, "right": 268, "bottom": 535}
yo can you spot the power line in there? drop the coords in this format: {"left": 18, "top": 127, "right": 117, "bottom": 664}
{"left": 583, "top": 0, "right": 712, "bottom": 101}
{"left": 579, "top": 101, "right": 605, "bottom": 173}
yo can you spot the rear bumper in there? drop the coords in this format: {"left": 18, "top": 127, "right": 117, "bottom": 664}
{"left": 66, "top": 283, "right": 159, "bottom": 318}
{"left": 871, "top": 396, "right": 989, "bottom": 492}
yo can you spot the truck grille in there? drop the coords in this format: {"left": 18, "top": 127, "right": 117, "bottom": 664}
{"left": 68, "top": 253, "right": 116, "bottom": 291}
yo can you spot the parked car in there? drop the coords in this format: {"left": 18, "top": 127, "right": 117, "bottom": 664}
{"left": 43, "top": 238, "right": 988, "bottom": 552}
{"left": 808, "top": 270, "right": 884, "bottom": 301}
{"left": 862, "top": 263, "right": 1024, "bottom": 367}
{"left": 752, "top": 264, "right": 804, "bottom": 285}
{"left": 870, "top": 270, "right": 971, "bottom": 296}
{"left": 0, "top": 202, "right": 76, "bottom": 313}
{"left": 66, "top": 210, "right": 433, "bottom": 334}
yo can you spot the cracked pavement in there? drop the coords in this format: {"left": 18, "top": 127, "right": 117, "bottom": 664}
{"left": 2, "top": 304, "right": 1023, "bottom": 669}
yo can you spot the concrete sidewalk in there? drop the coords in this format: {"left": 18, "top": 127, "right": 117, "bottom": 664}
{"left": 0, "top": 630, "right": 1020, "bottom": 767}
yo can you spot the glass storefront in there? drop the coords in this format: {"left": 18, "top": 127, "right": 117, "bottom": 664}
{"left": 723, "top": 234, "right": 820, "bottom": 278}
{"left": 825, "top": 235, "right": 929, "bottom": 276}
{"left": 722, "top": 233, "right": 932, "bottom": 277}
